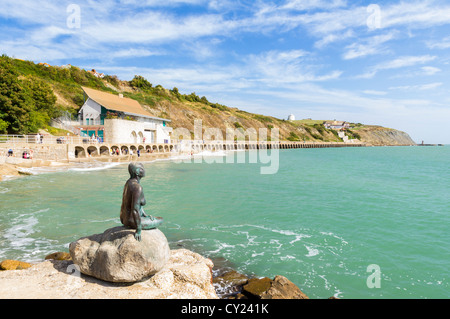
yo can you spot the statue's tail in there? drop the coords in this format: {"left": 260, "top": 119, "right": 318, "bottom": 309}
{"left": 142, "top": 216, "right": 163, "bottom": 230}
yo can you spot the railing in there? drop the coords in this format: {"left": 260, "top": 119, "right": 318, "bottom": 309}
{"left": 0, "top": 135, "right": 104, "bottom": 145}
{"left": 78, "top": 119, "right": 104, "bottom": 126}
{"left": 0, "top": 135, "right": 173, "bottom": 145}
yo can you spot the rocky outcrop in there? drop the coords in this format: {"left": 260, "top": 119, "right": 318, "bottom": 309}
{"left": 213, "top": 270, "right": 309, "bottom": 299}
{"left": 0, "top": 260, "right": 32, "bottom": 271}
{"left": 69, "top": 226, "right": 170, "bottom": 283}
{"left": 0, "top": 249, "right": 218, "bottom": 299}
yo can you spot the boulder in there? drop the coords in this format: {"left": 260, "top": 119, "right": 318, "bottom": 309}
{"left": 262, "top": 275, "right": 309, "bottom": 299}
{"left": 242, "top": 275, "right": 309, "bottom": 299}
{"left": 69, "top": 226, "right": 170, "bottom": 283}
{"left": 242, "top": 277, "right": 273, "bottom": 298}
{"left": 0, "top": 260, "right": 32, "bottom": 271}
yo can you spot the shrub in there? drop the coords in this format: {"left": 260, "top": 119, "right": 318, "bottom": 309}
{"left": 287, "top": 131, "right": 300, "bottom": 141}
{"left": 129, "top": 75, "right": 152, "bottom": 90}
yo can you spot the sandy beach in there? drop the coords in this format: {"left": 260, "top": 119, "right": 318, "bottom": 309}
{"left": 0, "top": 152, "right": 176, "bottom": 182}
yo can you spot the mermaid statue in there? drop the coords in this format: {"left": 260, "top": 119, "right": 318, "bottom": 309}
{"left": 120, "top": 162, "right": 163, "bottom": 241}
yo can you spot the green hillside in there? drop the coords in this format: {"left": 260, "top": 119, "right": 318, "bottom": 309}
{"left": 0, "top": 54, "right": 415, "bottom": 145}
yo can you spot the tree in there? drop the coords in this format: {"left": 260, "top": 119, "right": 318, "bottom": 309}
{"left": 0, "top": 55, "right": 57, "bottom": 134}
{"left": 23, "top": 76, "right": 58, "bottom": 118}
{"left": 170, "top": 87, "right": 182, "bottom": 100}
{"left": 0, "top": 56, "right": 34, "bottom": 133}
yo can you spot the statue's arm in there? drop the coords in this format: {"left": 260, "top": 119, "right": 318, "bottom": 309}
{"left": 131, "top": 186, "right": 143, "bottom": 241}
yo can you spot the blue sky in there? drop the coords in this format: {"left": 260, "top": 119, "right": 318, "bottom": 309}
{"left": 1, "top": 0, "right": 450, "bottom": 143}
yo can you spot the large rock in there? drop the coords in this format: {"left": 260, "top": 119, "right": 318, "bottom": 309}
{"left": 69, "top": 226, "right": 170, "bottom": 283}
{"left": 242, "top": 275, "right": 309, "bottom": 299}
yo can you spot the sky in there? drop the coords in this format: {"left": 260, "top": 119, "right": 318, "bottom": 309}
{"left": 1, "top": 0, "right": 450, "bottom": 144}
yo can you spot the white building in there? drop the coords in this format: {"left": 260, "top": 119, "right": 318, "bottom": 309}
{"left": 323, "top": 121, "right": 350, "bottom": 130}
{"left": 288, "top": 114, "right": 296, "bottom": 121}
{"left": 77, "top": 86, "right": 172, "bottom": 144}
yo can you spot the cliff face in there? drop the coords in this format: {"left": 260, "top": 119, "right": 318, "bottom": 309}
{"left": 353, "top": 126, "right": 416, "bottom": 146}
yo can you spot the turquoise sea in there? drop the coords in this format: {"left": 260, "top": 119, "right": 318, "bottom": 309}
{"left": 0, "top": 146, "right": 449, "bottom": 299}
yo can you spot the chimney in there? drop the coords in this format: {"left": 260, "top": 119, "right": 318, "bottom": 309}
{"left": 119, "top": 94, "right": 123, "bottom": 98}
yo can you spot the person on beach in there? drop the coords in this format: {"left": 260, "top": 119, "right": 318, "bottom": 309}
{"left": 7, "top": 149, "right": 13, "bottom": 157}
{"left": 120, "top": 163, "right": 163, "bottom": 241}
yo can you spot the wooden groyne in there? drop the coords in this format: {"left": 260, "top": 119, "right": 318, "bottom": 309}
{"left": 417, "top": 144, "right": 444, "bottom": 147}
{"left": 194, "top": 141, "right": 366, "bottom": 152}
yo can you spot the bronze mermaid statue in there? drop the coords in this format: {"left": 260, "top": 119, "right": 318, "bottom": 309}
{"left": 120, "top": 162, "right": 163, "bottom": 241}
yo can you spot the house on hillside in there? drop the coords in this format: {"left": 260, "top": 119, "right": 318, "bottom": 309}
{"left": 323, "top": 120, "right": 350, "bottom": 130}
{"left": 88, "top": 69, "right": 105, "bottom": 78}
{"left": 76, "top": 86, "right": 172, "bottom": 144}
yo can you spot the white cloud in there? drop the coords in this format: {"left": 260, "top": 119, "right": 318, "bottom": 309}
{"left": 381, "top": 1, "right": 450, "bottom": 29}
{"left": 110, "top": 48, "right": 161, "bottom": 59}
{"left": 363, "top": 90, "right": 388, "bottom": 96}
{"left": 119, "top": 0, "right": 208, "bottom": 6}
{"left": 281, "top": 0, "right": 347, "bottom": 11}
{"left": 342, "top": 32, "right": 396, "bottom": 60}
{"left": 389, "top": 82, "right": 443, "bottom": 91}
{"left": 245, "top": 50, "right": 342, "bottom": 84}
{"left": 377, "top": 55, "right": 437, "bottom": 70}
{"left": 314, "top": 30, "right": 354, "bottom": 48}
{"left": 421, "top": 66, "right": 441, "bottom": 75}
{"left": 359, "top": 55, "right": 437, "bottom": 78}
{"left": 427, "top": 37, "right": 450, "bottom": 49}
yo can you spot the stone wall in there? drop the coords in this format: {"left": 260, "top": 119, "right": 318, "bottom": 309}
{"left": 0, "top": 144, "right": 68, "bottom": 162}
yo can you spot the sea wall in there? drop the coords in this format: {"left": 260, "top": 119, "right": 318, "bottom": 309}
{"left": 0, "top": 144, "right": 69, "bottom": 161}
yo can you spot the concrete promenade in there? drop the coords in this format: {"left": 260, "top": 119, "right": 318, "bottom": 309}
{"left": 1, "top": 139, "right": 366, "bottom": 162}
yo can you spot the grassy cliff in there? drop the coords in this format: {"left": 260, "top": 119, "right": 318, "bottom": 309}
{"left": 0, "top": 55, "right": 415, "bottom": 145}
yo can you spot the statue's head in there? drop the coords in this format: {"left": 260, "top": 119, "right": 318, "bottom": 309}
{"left": 128, "top": 162, "right": 145, "bottom": 178}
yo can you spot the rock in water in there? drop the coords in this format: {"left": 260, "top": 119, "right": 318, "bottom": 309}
{"left": 69, "top": 226, "right": 170, "bottom": 283}
{"left": 242, "top": 275, "right": 309, "bottom": 299}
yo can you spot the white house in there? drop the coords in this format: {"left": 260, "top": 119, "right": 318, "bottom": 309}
{"left": 323, "top": 121, "right": 350, "bottom": 130}
{"left": 77, "top": 86, "right": 172, "bottom": 144}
